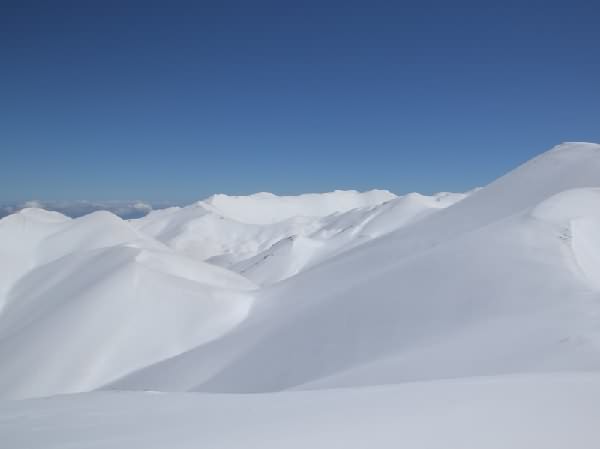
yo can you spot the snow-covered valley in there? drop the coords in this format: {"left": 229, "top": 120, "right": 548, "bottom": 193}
{"left": 1, "top": 142, "right": 600, "bottom": 447}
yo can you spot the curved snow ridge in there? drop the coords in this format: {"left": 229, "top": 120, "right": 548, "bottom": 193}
{"left": 530, "top": 188, "right": 600, "bottom": 225}
{"left": 132, "top": 247, "right": 257, "bottom": 291}
{"left": 206, "top": 214, "right": 599, "bottom": 392}
{"left": 111, "top": 144, "right": 600, "bottom": 394}
{"left": 531, "top": 188, "right": 600, "bottom": 290}
{"left": 409, "top": 141, "right": 600, "bottom": 240}
{"left": 0, "top": 209, "right": 259, "bottom": 399}
{"left": 134, "top": 204, "right": 325, "bottom": 267}
{"left": 36, "top": 210, "right": 165, "bottom": 265}
{"left": 4, "top": 142, "right": 600, "bottom": 400}
{"left": 298, "top": 141, "right": 600, "bottom": 288}
{"left": 0, "top": 209, "right": 73, "bottom": 307}
{"left": 0, "top": 244, "right": 256, "bottom": 399}
{"left": 234, "top": 235, "right": 326, "bottom": 284}
{"left": 543, "top": 141, "right": 600, "bottom": 155}
{"left": 133, "top": 190, "right": 471, "bottom": 285}
{"left": 232, "top": 191, "right": 471, "bottom": 285}
{"left": 0, "top": 209, "right": 163, "bottom": 309}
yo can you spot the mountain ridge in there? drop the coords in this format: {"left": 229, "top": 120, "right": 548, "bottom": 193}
{"left": 1, "top": 142, "right": 600, "bottom": 400}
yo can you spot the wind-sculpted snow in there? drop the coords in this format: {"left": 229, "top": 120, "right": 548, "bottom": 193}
{"left": 0, "top": 189, "right": 455, "bottom": 398}
{"left": 232, "top": 191, "right": 471, "bottom": 283}
{"left": 131, "top": 189, "right": 402, "bottom": 270}
{"left": 0, "top": 209, "right": 255, "bottom": 399}
{"left": 2, "top": 142, "right": 600, "bottom": 448}
{"left": 110, "top": 142, "right": 600, "bottom": 393}
{"left": 530, "top": 188, "right": 600, "bottom": 290}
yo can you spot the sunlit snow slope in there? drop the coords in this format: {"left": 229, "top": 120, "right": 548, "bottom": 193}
{"left": 0, "top": 189, "right": 439, "bottom": 398}
{"left": 2, "top": 142, "right": 600, "bottom": 448}
{"left": 0, "top": 210, "right": 255, "bottom": 399}
{"left": 111, "top": 142, "right": 600, "bottom": 393}
{"left": 132, "top": 189, "right": 466, "bottom": 284}
{"left": 2, "top": 373, "right": 599, "bottom": 449}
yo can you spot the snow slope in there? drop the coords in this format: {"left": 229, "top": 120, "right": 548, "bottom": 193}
{"left": 2, "top": 373, "right": 600, "bottom": 449}
{"left": 130, "top": 190, "right": 399, "bottom": 267}
{"left": 0, "top": 210, "right": 255, "bottom": 399}
{"left": 231, "top": 191, "right": 469, "bottom": 283}
{"left": 133, "top": 190, "right": 467, "bottom": 284}
{"left": 1, "top": 189, "right": 447, "bottom": 398}
{"left": 111, "top": 142, "right": 600, "bottom": 393}
{"left": 2, "top": 142, "right": 600, "bottom": 448}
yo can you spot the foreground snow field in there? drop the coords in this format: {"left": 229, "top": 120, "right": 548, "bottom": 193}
{"left": 2, "top": 373, "right": 599, "bottom": 449}
{"left": 1, "top": 142, "right": 600, "bottom": 447}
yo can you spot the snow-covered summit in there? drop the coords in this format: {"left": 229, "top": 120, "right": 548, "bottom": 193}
{"left": 197, "top": 189, "right": 397, "bottom": 224}
{"left": 131, "top": 189, "right": 468, "bottom": 283}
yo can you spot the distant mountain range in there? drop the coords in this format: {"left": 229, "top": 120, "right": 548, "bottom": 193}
{"left": 0, "top": 200, "right": 174, "bottom": 220}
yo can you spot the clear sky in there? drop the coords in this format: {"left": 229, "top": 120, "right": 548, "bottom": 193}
{"left": 2, "top": 0, "right": 599, "bottom": 202}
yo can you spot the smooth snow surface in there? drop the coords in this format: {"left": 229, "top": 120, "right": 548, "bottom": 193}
{"left": 2, "top": 374, "right": 600, "bottom": 449}
{"left": 0, "top": 209, "right": 255, "bottom": 399}
{"left": 2, "top": 143, "right": 600, "bottom": 447}
{"left": 112, "top": 142, "right": 600, "bottom": 394}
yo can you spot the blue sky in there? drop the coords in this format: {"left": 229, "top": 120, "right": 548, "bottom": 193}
{"left": 1, "top": 0, "right": 599, "bottom": 201}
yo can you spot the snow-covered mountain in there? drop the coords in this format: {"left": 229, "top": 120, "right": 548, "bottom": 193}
{"left": 132, "top": 189, "right": 468, "bottom": 284}
{"left": 0, "top": 209, "right": 256, "bottom": 399}
{"left": 0, "top": 189, "right": 422, "bottom": 398}
{"left": 0, "top": 200, "right": 166, "bottom": 219}
{"left": 108, "top": 142, "right": 600, "bottom": 394}
{"left": 2, "top": 142, "right": 600, "bottom": 448}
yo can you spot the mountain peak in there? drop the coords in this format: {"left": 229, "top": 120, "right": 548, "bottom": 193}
{"left": 544, "top": 141, "right": 600, "bottom": 157}
{"left": 195, "top": 190, "right": 397, "bottom": 224}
